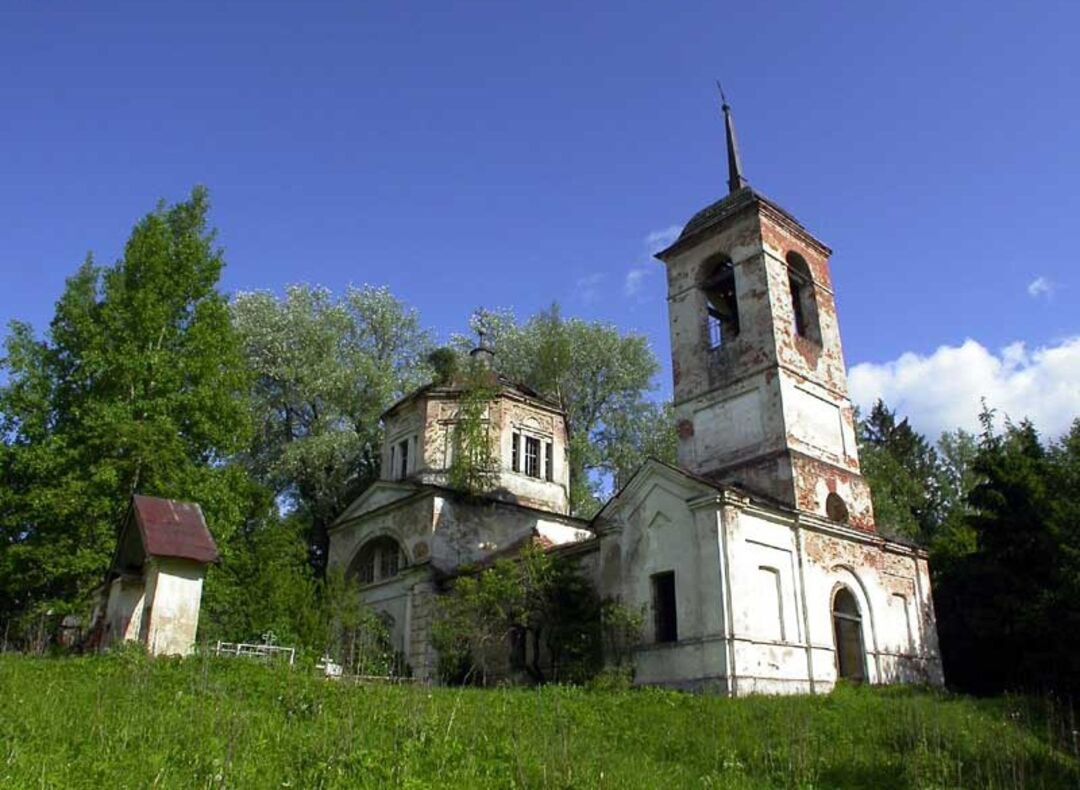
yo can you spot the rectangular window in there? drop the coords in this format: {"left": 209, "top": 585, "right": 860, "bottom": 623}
{"left": 651, "top": 571, "right": 677, "bottom": 643}
{"left": 511, "top": 432, "right": 521, "bottom": 472}
{"left": 380, "top": 546, "right": 400, "bottom": 580}
{"left": 524, "top": 436, "right": 540, "bottom": 478}
{"left": 359, "top": 555, "right": 376, "bottom": 585}
{"left": 544, "top": 442, "right": 553, "bottom": 482}
{"left": 707, "top": 305, "right": 725, "bottom": 349}
{"left": 893, "top": 593, "right": 914, "bottom": 652}
{"left": 790, "top": 278, "right": 807, "bottom": 338}
{"left": 757, "top": 566, "right": 786, "bottom": 642}
{"left": 398, "top": 439, "right": 409, "bottom": 480}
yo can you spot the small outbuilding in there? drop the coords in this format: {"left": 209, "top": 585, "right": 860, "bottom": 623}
{"left": 96, "top": 495, "right": 218, "bottom": 656}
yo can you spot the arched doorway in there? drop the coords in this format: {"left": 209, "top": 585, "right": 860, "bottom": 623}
{"left": 832, "top": 587, "right": 866, "bottom": 682}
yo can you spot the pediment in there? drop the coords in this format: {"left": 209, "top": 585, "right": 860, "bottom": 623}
{"left": 332, "top": 481, "right": 422, "bottom": 527}
{"left": 646, "top": 510, "right": 673, "bottom": 531}
{"left": 595, "top": 459, "right": 716, "bottom": 527}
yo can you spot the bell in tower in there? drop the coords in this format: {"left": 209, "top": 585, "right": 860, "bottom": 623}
{"left": 654, "top": 89, "right": 875, "bottom": 531}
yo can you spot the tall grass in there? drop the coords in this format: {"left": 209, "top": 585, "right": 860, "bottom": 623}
{"left": 1, "top": 653, "right": 1077, "bottom": 788}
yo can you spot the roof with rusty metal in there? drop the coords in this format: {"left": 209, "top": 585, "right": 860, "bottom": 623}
{"left": 129, "top": 495, "right": 219, "bottom": 564}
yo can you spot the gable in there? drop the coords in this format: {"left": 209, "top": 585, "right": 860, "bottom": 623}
{"left": 596, "top": 459, "right": 715, "bottom": 527}
{"left": 332, "top": 481, "right": 422, "bottom": 526}
{"left": 132, "top": 495, "right": 218, "bottom": 564}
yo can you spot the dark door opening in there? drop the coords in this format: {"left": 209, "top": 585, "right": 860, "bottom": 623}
{"left": 652, "top": 571, "right": 678, "bottom": 644}
{"left": 832, "top": 587, "right": 866, "bottom": 682}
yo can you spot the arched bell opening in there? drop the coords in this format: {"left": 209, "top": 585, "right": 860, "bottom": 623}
{"left": 700, "top": 255, "right": 740, "bottom": 350}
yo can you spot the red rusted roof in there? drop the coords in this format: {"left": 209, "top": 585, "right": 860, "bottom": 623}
{"left": 130, "top": 495, "right": 219, "bottom": 564}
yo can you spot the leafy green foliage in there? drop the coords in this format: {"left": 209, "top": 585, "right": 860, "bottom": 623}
{"left": 321, "top": 568, "right": 404, "bottom": 676}
{"left": 2, "top": 656, "right": 1077, "bottom": 787}
{"left": 200, "top": 509, "right": 324, "bottom": 650}
{"left": 433, "top": 544, "right": 603, "bottom": 685}
{"left": 231, "top": 284, "right": 433, "bottom": 571}
{"left": 427, "top": 346, "right": 460, "bottom": 385}
{"left": 858, "top": 400, "right": 948, "bottom": 542}
{"left": 446, "top": 354, "right": 501, "bottom": 496}
{"left": 0, "top": 188, "right": 257, "bottom": 631}
{"left": 600, "top": 598, "right": 645, "bottom": 670}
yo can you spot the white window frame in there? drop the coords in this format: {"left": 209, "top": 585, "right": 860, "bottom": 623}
{"left": 509, "top": 425, "right": 554, "bottom": 481}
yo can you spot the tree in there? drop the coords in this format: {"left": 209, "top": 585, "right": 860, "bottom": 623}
{"left": 321, "top": 568, "right": 402, "bottom": 676}
{"left": 928, "top": 428, "right": 980, "bottom": 560}
{"left": 600, "top": 400, "right": 678, "bottom": 491}
{"left": 231, "top": 284, "right": 433, "bottom": 572}
{"left": 200, "top": 508, "right": 324, "bottom": 650}
{"left": 432, "top": 553, "right": 530, "bottom": 685}
{"left": 432, "top": 543, "right": 603, "bottom": 685}
{"left": 444, "top": 353, "right": 501, "bottom": 496}
{"left": 454, "top": 305, "right": 671, "bottom": 515}
{"left": 858, "top": 400, "right": 944, "bottom": 543}
{"left": 934, "top": 413, "right": 1080, "bottom": 695}
{"left": 0, "top": 188, "right": 258, "bottom": 633}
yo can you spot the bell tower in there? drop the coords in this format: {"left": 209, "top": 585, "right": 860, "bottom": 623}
{"left": 655, "top": 91, "right": 875, "bottom": 531}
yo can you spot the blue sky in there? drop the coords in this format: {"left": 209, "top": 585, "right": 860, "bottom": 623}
{"left": 2, "top": 2, "right": 1078, "bottom": 437}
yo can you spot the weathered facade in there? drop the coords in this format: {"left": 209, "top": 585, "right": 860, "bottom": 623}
{"left": 94, "top": 495, "right": 218, "bottom": 656}
{"left": 328, "top": 99, "right": 944, "bottom": 693}
{"left": 593, "top": 461, "right": 940, "bottom": 692}
{"left": 327, "top": 362, "right": 591, "bottom": 681}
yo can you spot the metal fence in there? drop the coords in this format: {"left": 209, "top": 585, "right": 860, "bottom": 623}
{"left": 212, "top": 640, "right": 296, "bottom": 665}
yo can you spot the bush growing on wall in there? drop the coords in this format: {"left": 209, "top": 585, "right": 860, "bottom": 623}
{"left": 322, "top": 569, "right": 405, "bottom": 676}
{"left": 432, "top": 544, "right": 641, "bottom": 686}
{"left": 446, "top": 354, "right": 501, "bottom": 496}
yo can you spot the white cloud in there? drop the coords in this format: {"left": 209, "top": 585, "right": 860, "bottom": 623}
{"left": 848, "top": 337, "right": 1080, "bottom": 439}
{"left": 644, "top": 225, "right": 681, "bottom": 254}
{"left": 574, "top": 273, "right": 604, "bottom": 304}
{"left": 1027, "top": 276, "right": 1054, "bottom": 299}
{"left": 624, "top": 268, "right": 650, "bottom": 297}
{"left": 624, "top": 225, "right": 681, "bottom": 299}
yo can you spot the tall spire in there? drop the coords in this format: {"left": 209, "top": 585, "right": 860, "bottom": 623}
{"left": 717, "top": 81, "right": 747, "bottom": 194}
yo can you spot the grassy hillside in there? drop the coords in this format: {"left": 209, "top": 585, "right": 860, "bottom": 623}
{"left": 1, "top": 654, "right": 1077, "bottom": 788}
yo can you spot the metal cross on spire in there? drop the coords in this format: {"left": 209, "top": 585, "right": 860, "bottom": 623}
{"left": 474, "top": 311, "right": 491, "bottom": 350}
{"left": 716, "top": 81, "right": 748, "bottom": 194}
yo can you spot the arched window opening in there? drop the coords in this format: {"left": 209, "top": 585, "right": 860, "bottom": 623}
{"left": 786, "top": 252, "right": 820, "bottom": 344}
{"left": 826, "top": 492, "right": 849, "bottom": 524}
{"left": 701, "top": 256, "right": 739, "bottom": 349}
{"left": 832, "top": 587, "right": 866, "bottom": 682}
{"left": 349, "top": 536, "right": 405, "bottom": 585}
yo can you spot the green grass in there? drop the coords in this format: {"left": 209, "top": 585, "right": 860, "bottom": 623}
{"left": 1, "top": 654, "right": 1077, "bottom": 788}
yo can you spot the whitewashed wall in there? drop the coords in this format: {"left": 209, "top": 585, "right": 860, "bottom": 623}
{"left": 141, "top": 558, "right": 206, "bottom": 656}
{"left": 595, "top": 462, "right": 943, "bottom": 695}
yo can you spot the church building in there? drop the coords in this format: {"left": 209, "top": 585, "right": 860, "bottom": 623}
{"left": 328, "top": 98, "right": 944, "bottom": 694}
